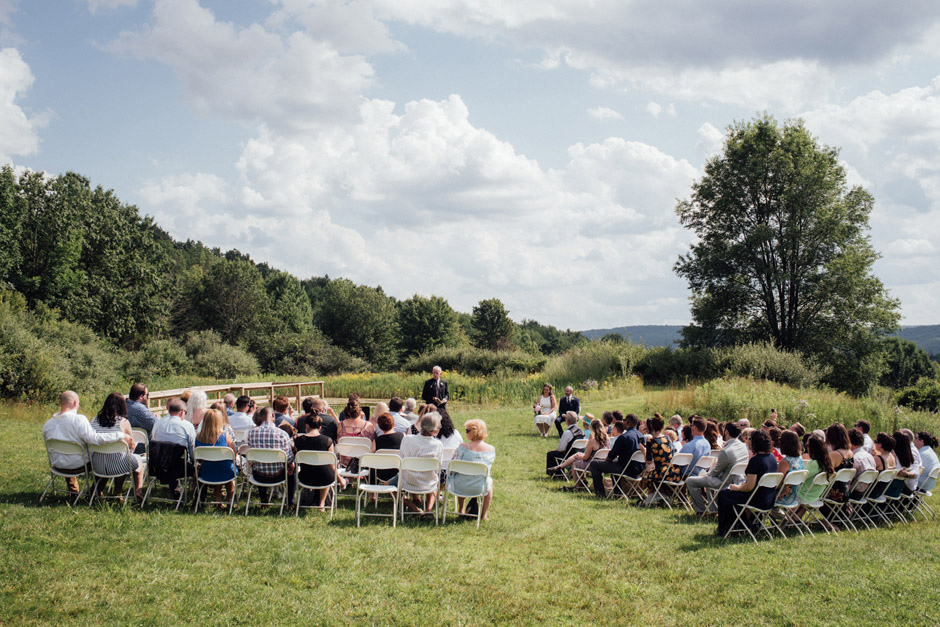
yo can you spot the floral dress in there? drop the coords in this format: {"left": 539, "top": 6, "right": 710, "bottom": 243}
{"left": 646, "top": 435, "right": 682, "bottom": 483}
{"left": 776, "top": 455, "right": 805, "bottom": 506}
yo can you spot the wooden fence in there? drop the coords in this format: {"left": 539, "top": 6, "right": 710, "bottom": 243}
{"left": 144, "top": 381, "right": 325, "bottom": 416}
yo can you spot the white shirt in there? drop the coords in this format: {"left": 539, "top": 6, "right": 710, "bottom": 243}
{"left": 862, "top": 433, "right": 874, "bottom": 454}
{"left": 851, "top": 447, "right": 876, "bottom": 481}
{"left": 401, "top": 411, "right": 419, "bottom": 425}
{"left": 228, "top": 411, "right": 254, "bottom": 431}
{"left": 918, "top": 446, "right": 939, "bottom": 490}
{"left": 438, "top": 430, "right": 464, "bottom": 450}
{"left": 152, "top": 414, "right": 197, "bottom": 459}
{"left": 42, "top": 410, "right": 124, "bottom": 468}
{"left": 399, "top": 434, "right": 444, "bottom": 492}
{"left": 376, "top": 412, "right": 412, "bottom": 436}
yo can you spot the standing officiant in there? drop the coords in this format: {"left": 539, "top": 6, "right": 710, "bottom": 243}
{"left": 421, "top": 365, "right": 449, "bottom": 410}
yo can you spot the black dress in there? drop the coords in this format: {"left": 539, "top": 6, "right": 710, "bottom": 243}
{"left": 374, "top": 432, "right": 403, "bottom": 482}
{"left": 295, "top": 433, "right": 334, "bottom": 487}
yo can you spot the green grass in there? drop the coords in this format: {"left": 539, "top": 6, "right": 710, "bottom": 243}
{"left": 2, "top": 393, "right": 940, "bottom": 625}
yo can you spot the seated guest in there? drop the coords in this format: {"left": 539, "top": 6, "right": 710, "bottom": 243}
{"left": 194, "top": 409, "right": 237, "bottom": 505}
{"left": 533, "top": 384, "right": 557, "bottom": 438}
{"left": 668, "top": 414, "right": 683, "bottom": 435}
{"left": 737, "top": 418, "right": 751, "bottom": 430}
{"left": 272, "top": 396, "right": 295, "bottom": 428}
{"left": 223, "top": 393, "right": 235, "bottom": 417}
{"left": 547, "top": 417, "right": 610, "bottom": 488}
{"left": 766, "top": 427, "right": 783, "bottom": 462}
{"left": 715, "top": 430, "right": 778, "bottom": 536}
{"left": 643, "top": 414, "right": 680, "bottom": 489}
{"left": 90, "top": 393, "right": 145, "bottom": 501}
{"left": 247, "top": 407, "right": 295, "bottom": 508}
{"left": 601, "top": 412, "right": 614, "bottom": 435}
{"left": 681, "top": 425, "right": 693, "bottom": 447}
{"left": 796, "top": 436, "right": 834, "bottom": 506}
{"left": 901, "top": 428, "right": 924, "bottom": 471}
{"left": 396, "top": 413, "right": 444, "bottom": 513}
{"left": 704, "top": 421, "right": 722, "bottom": 458}
{"left": 295, "top": 413, "right": 345, "bottom": 509}
{"left": 848, "top": 428, "right": 876, "bottom": 496}
{"left": 915, "top": 431, "right": 939, "bottom": 490}
{"left": 337, "top": 397, "right": 375, "bottom": 442}
{"left": 386, "top": 397, "right": 413, "bottom": 434}
{"left": 42, "top": 390, "right": 130, "bottom": 494}
{"left": 789, "top": 422, "right": 806, "bottom": 439}
{"left": 775, "top": 430, "right": 805, "bottom": 507}
{"left": 687, "top": 421, "right": 749, "bottom": 513}
{"left": 448, "top": 419, "right": 496, "bottom": 520}
{"left": 186, "top": 390, "right": 208, "bottom": 428}
{"left": 854, "top": 420, "right": 875, "bottom": 453}
{"left": 297, "top": 398, "right": 338, "bottom": 443}
{"left": 208, "top": 401, "right": 236, "bottom": 442}
{"left": 152, "top": 397, "right": 196, "bottom": 460}
{"left": 825, "top": 423, "right": 855, "bottom": 504}
{"left": 889, "top": 431, "right": 921, "bottom": 497}
{"left": 554, "top": 386, "right": 580, "bottom": 437}
{"left": 664, "top": 428, "right": 680, "bottom": 455}
{"left": 339, "top": 394, "right": 362, "bottom": 421}
{"left": 374, "top": 414, "right": 404, "bottom": 451}
{"left": 546, "top": 412, "right": 584, "bottom": 474}
{"left": 679, "top": 417, "right": 711, "bottom": 477}
{"left": 125, "top": 383, "right": 157, "bottom": 438}
{"left": 401, "top": 398, "right": 419, "bottom": 425}
{"left": 228, "top": 395, "right": 254, "bottom": 431}
{"left": 589, "top": 416, "right": 644, "bottom": 498}
{"left": 436, "top": 409, "right": 464, "bottom": 449}
{"left": 370, "top": 402, "right": 390, "bottom": 429}
{"left": 872, "top": 432, "right": 897, "bottom": 471}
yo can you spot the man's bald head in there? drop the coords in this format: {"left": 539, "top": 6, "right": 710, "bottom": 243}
{"left": 59, "top": 390, "right": 79, "bottom": 411}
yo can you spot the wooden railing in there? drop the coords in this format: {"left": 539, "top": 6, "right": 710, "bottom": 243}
{"left": 143, "top": 381, "right": 325, "bottom": 416}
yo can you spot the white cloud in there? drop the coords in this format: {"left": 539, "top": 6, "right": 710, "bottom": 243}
{"left": 0, "top": 47, "right": 47, "bottom": 164}
{"left": 84, "top": 0, "right": 136, "bottom": 14}
{"left": 587, "top": 106, "right": 621, "bottom": 120}
{"left": 107, "top": 0, "right": 373, "bottom": 129}
{"left": 695, "top": 122, "right": 724, "bottom": 157}
{"left": 645, "top": 101, "right": 662, "bottom": 117}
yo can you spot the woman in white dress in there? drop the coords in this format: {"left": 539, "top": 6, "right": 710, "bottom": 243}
{"left": 533, "top": 383, "right": 557, "bottom": 438}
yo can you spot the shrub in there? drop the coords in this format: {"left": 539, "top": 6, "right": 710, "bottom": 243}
{"left": 403, "top": 346, "right": 545, "bottom": 376}
{"left": 123, "top": 339, "right": 189, "bottom": 381}
{"left": 897, "top": 377, "right": 940, "bottom": 413}
{"left": 183, "top": 330, "right": 259, "bottom": 379}
{"left": 635, "top": 346, "right": 718, "bottom": 385}
{"left": 542, "top": 341, "right": 645, "bottom": 386}
{"left": 716, "top": 342, "right": 823, "bottom": 388}
{"left": 251, "top": 331, "right": 368, "bottom": 376}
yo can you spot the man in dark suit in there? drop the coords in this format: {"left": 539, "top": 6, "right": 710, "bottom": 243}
{"left": 589, "top": 413, "right": 644, "bottom": 497}
{"left": 421, "top": 365, "right": 449, "bottom": 409}
{"left": 554, "top": 386, "right": 580, "bottom": 436}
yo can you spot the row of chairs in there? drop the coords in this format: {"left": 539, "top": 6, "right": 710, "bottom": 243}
{"left": 41, "top": 434, "right": 490, "bottom": 527}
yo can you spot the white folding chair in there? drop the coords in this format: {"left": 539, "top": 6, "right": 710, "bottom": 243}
{"left": 194, "top": 447, "right": 237, "bottom": 514}
{"left": 356, "top": 454, "right": 401, "bottom": 527}
{"left": 821, "top": 468, "right": 857, "bottom": 531}
{"left": 724, "top": 472, "right": 784, "bottom": 542}
{"left": 232, "top": 429, "right": 250, "bottom": 445}
{"left": 770, "top": 469, "right": 810, "bottom": 537}
{"left": 441, "top": 447, "right": 457, "bottom": 472}
{"left": 442, "top": 460, "right": 490, "bottom": 528}
{"left": 87, "top": 440, "right": 138, "bottom": 508}
{"left": 865, "top": 469, "right": 899, "bottom": 527}
{"left": 336, "top": 442, "right": 371, "bottom": 486}
{"left": 141, "top": 441, "right": 190, "bottom": 511}
{"left": 244, "top": 448, "right": 289, "bottom": 516}
{"left": 648, "top": 453, "right": 694, "bottom": 509}
{"left": 399, "top": 457, "right": 442, "bottom": 525}
{"left": 610, "top": 451, "right": 647, "bottom": 501}
{"left": 375, "top": 448, "right": 402, "bottom": 456}
{"left": 907, "top": 466, "right": 939, "bottom": 521}
{"left": 693, "top": 455, "right": 717, "bottom": 476}
{"left": 40, "top": 439, "right": 90, "bottom": 506}
{"left": 131, "top": 428, "right": 149, "bottom": 462}
{"left": 572, "top": 448, "right": 608, "bottom": 491}
{"left": 295, "top": 450, "right": 338, "bottom": 520}
{"left": 551, "top": 438, "right": 587, "bottom": 481}
{"left": 338, "top": 436, "right": 372, "bottom": 448}
{"left": 799, "top": 472, "right": 840, "bottom": 533}
{"left": 702, "top": 461, "right": 747, "bottom": 514}
{"left": 846, "top": 469, "right": 881, "bottom": 530}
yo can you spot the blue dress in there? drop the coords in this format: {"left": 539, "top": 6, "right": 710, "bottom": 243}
{"left": 446, "top": 446, "right": 495, "bottom": 496}
{"left": 195, "top": 433, "right": 237, "bottom": 482}
{"left": 776, "top": 455, "right": 805, "bottom": 506}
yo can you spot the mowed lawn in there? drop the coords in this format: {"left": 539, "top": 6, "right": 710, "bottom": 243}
{"left": 2, "top": 397, "right": 940, "bottom": 626}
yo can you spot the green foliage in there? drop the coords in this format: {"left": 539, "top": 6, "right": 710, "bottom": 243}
{"left": 264, "top": 270, "right": 314, "bottom": 335}
{"left": 716, "top": 342, "right": 822, "bottom": 388}
{"left": 251, "top": 330, "right": 367, "bottom": 376}
{"left": 599, "top": 332, "right": 626, "bottom": 343}
{"left": 471, "top": 297, "right": 514, "bottom": 350}
{"left": 514, "top": 319, "right": 586, "bottom": 355}
{"left": 674, "top": 115, "right": 900, "bottom": 394}
{"left": 542, "top": 340, "right": 645, "bottom": 386}
{"left": 314, "top": 278, "right": 398, "bottom": 369}
{"left": 897, "top": 377, "right": 940, "bottom": 413}
{"left": 182, "top": 330, "right": 260, "bottom": 379}
{"left": 403, "top": 346, "right": 546, "bottom": 376}
{"left": 199, "top": 256, "right": 271, "bottom": 344}
{"left": 880, "top": 337, "right": 939, "bottom": 389}
{"left": 122, "top": 339, "right": 190, "bottom": 382}
{"left": 0, "top": 166, "right": 23, "bottom": 282}
{"left": 396, "top": 294, "right": 458, "bottom": 355}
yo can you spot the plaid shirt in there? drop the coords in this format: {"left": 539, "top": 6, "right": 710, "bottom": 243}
{"left": 247, "top": 422, "right": 294, "bottom": 476}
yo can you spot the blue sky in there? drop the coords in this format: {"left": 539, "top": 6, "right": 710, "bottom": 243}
{"left": 3, "top": 1, "right": 940, "bottom": 330}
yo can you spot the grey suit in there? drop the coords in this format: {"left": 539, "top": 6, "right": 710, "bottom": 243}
{"left": 686, "top": 437, "right": 749, "bottom": 512}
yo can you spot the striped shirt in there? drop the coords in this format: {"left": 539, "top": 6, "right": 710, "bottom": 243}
{"left": 90, "top": 417, "right": 139, "bottom": 476}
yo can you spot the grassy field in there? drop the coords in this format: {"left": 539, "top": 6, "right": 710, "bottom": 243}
{"left": 2, "top": 392, "right": 940, "bottom": 626}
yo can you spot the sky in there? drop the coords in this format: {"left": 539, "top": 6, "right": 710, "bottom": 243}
{"left": 3, "top": 1, "right": 940, "bottom": 331}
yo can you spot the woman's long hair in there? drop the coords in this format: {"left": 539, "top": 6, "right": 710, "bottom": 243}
{"left": 893, "top": 431, "right": 914, "bottom": 468}
{"left": 806, "top": 436, "right": 834, "bottom": 478}
{"left": 437, "top": 409, "right": 456, "bottom": 440}
{"left": 97, "top": 393, "right": 127, "bottom": 429}
{"left": 343, "top": 395, "right": 362, "bottom": 421}
{"left": 197, "top": 409, "right": 224, "bottom": 445}
{"left": 186, "top": 390, "right": 207, "bottom": 422}
{"left": 591, "top": 419, "right": 609, "bottom": 448}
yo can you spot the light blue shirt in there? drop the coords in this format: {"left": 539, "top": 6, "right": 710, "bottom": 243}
{"left": 680, "top": 435, "right": 711, "bottom": 477}
{"left": 152, "top": 414, "right": 196, "bottom": 460}
{"left": 918, "top": 446, "right": 939, "bottom": 490}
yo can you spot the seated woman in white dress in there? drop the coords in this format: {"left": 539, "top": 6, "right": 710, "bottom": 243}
{"left": 447, "top": 419, "right": 496, "bottom": 521}
{"left": 533, "top": 384, "right": 557, "bottom": 438}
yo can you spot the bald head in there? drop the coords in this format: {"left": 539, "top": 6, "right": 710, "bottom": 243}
{"left": 59, "top": 390, "right": 79, "bottom": 412}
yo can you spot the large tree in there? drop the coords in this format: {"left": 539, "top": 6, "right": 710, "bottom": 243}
{"left": 674, "top": 115, "right": 899, "bottom": 393}
{"left": 471, "top": 298, "right": 514, "bottom": 350}
{"left": 397, "top": 294, "right": 458, "bottom": 355}
{"left": 314, "top": 278, "right": 398, "bottom": 369}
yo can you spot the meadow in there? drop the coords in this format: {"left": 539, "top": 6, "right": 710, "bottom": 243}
{"left": 2, "top": 382, "right": 939, "bottom": 625}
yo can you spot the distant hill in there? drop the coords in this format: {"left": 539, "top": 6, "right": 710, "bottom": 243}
{"left": 582, "top": 324, "right": 940, "bottom": 356}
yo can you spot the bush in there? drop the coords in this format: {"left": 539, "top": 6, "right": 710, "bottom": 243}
{"left": 123, "top": 339, "right": 189, "bottom": 381}
{"left": 403, "top": 346, "right": 545, "bottom": 376}
{"left": 251, "top": 331, "right": 368, "bottom": 376}
{"left": 897, "top": 377, "right": 940, "bottom": 413}
{"left": 183, "top": 330, "right": 259, "bottom": 379}
{"left": 635, "top": 346, "right": 718, "bottom": 385}
{"left": 542, "top": 341, "right": 645, "bottom": 386}
{"left": 717, "top": 342, "right": 822, "bottom": 388}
